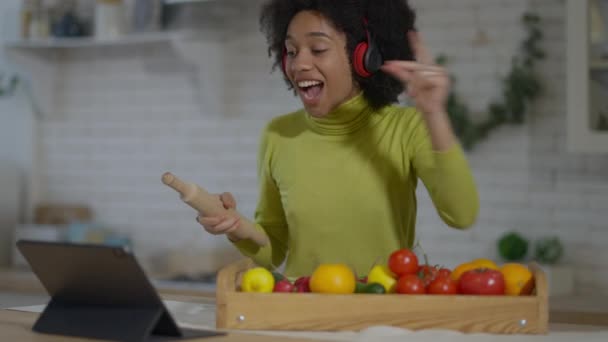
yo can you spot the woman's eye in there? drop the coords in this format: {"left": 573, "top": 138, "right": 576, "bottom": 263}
{"left": 286, "top": 50, "right": 296, "bottom": 57}
{"left": 312, "top": 49, "right": 328, "bottom": 55}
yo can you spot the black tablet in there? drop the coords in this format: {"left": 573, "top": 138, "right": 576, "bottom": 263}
{"left": 16, "top": 240, "right": 225, "bottom": 342}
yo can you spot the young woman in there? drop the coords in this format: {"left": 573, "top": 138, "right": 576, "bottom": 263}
{"left": 197, "top": 0, "right": 479, "bottom": 278}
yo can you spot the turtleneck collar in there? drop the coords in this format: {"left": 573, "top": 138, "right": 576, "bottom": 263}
{"left": 304, "top": 93, "right": 375, "bottom": 136}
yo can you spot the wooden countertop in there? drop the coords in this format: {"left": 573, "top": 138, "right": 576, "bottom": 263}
{"left": 3, "top": 309, "right": 608, "bottom": 342}
{"left": 2, "top": 267, "right": 608, "bottom": 329}
{"left": 0, "top": 267, "right": 45, "bottom": 294}
{"left": 0, "top": 267, "right": 215, "bottom": 298}
{"left": 3, "top": 268, "right": 608, "bottom": 318}
{"left": 0, "top": 310, "right": 322, "bottom": 342}
{"left": 549, "top": 296, "right": 608, "bottom": 326}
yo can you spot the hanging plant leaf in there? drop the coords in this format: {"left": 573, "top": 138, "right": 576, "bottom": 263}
{"left": 441, "top": 11, "right": 545, "bottom": 150}
{"left": 0, "top": 73, "right": 19, "bottom": 98}
{"left": 534, "top": 236, "right": 564, "bottom": 265}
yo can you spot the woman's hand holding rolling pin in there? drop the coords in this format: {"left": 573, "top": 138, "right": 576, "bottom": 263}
{"left": 196, "top": 192, "right": 241, "bottom": 237}
{"left": 162, "top": 172, "right": 266, "bottom": 245}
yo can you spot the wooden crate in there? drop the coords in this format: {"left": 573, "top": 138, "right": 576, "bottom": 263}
{"left": 216, "top": 259, "right": 548, "bottom": 334}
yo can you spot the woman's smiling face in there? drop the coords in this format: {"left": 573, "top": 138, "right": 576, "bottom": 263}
{"left": 284, "top": 11, "right": 360, "bottom": 118}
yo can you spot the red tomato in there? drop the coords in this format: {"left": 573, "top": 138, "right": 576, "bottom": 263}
{"left": 396, "top": 274, "right": 426, "bottom": 294}
{"left": 418, "top": 265, "right": 439, "bottom": 287}
{"left": 293, "top": 276, "right": 311, "bottom": 293}
{"left": 388, "top": 249, "right": 419, "bottom": 276}
{"left": 427, "top": 276, "right": 458, "bottom": 295}
{"left": 273, "top": 279, "right": 295, "bottom": 293}
{"left": 437, "top": 268, "right": 451, "bottom": 278}
{"left": 458, "top": 269, "right": 505, "bottom": 295}
{"left": 419, "top": 265, "right": 452, "bottom": 287}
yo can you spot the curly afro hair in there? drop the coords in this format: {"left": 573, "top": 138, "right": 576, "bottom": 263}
{"left": 259, "top": 0, "right": 417, "bottom": 109}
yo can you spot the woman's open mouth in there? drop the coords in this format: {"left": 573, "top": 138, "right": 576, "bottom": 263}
{"left": 297, "top": 80, "right": 324, "bottom": 106}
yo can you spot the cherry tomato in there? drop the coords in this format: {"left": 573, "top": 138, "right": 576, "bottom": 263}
{"left": 273, "top": 279, "right": 295, "bottom": 293}
{"left": 396, "top": 274, "right": 426, "bottom": 294}
{"left": 427, "top": 276, "right": 458, "bottom": 295}
{"left": 293, "top": 276, "right": 311, "bottom": 293}
{"left": 458, "top": 269, "right": 505, "bottom": 295}
{"left": 437, "top": 268, "right": 451, "bottom": 278}
{"left": 388, "top": 249, "right": 419, "bottom": 276}
{"left": 418, "top": 264, "right": 438, "bottom": 287}
{"left": 418, "top": 265, "right": 452, "bottom": 287}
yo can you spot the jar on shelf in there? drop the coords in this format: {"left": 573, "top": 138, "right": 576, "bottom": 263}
{"left": 28, "top": 0, "right": 50, "bottom": 40}
{"left": 94, "top": 0, "right": 127, "bottom": 39}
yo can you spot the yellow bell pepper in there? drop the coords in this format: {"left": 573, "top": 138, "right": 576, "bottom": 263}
{"left": 367, "top": 265, "right": 397, "bottom": 293}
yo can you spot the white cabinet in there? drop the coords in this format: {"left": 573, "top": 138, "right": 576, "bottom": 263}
{"left": 566, "top": 0, "right": 608, "bottom": 153}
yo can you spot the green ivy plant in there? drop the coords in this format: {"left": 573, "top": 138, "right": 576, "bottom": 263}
{"left": 534, "top": 236, "right": 564, "bottom": 265}
{"left": 438, "top": 12, "right": 545, "bottom": 150}
{"left": 0, "top": 72, "right": 18, "bottom": 98}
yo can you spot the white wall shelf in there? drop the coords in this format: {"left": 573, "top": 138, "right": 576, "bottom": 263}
{"left": 566, "top": 0, "right": 608, "bottom": 153}
{"left": 4, "top": 31, "right": 191, "bottom": 49}
{"left": 3, "top": 29, "right": 221, "bottom": 119}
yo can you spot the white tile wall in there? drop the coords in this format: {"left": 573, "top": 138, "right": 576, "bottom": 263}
{"left": 33, "top": 0, "right": 608, "bottom": 293}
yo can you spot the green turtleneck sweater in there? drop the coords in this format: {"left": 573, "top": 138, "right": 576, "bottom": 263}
{"left": 232, "top": 94, "right": 479, "bottom": 277}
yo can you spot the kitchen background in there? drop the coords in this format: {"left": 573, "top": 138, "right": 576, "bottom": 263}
{"left": 0, "top": 0, "right": 607, "bottom": 296}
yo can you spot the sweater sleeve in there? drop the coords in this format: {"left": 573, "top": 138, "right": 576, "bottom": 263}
{"left": 409, "top": 113, "right": 479, "bottom": 229}
{"left": 230, "top": 124, "right": 289, "bottom": 269}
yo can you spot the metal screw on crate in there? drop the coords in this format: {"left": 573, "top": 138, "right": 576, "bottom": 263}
{"left": 519, "top": 319, "right": 527, "bottom": 327}
{"left": 237, "top": 315, "right": 246, "bottom": 322}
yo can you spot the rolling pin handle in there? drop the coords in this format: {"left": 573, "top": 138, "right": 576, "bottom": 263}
{"left": 161, "top": 172, "right": 174, "bottom": 186}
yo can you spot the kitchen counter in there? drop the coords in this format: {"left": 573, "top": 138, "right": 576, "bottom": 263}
{"left": 2, "top": 267, "right": 608, "bottom": 340}
{"left": 549, "top": 296, "right": 608, "bottom": 326}
{"left": 0, "top": 267, "right": 45, "bottom": 294}
{"left": 3, "top": 267, "right": 608, "bottom": 324}
{"left": 0, "top": 267, "right": 216, "bottom": 298}
{"left": 2, "top": 306, "right": 608, "bottom": 342}
{"left": 0, "top": 310, "right": 322, "bottom": 342}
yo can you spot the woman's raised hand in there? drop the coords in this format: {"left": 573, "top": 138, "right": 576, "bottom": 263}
{"left": 381, "top": 31, "right": 450, "bottom": 116}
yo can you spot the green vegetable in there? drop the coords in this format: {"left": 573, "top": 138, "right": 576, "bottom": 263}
{"left": 534, "top": 236, "right": 563, "bottom": 264}
{"left": 356, "top": 282, "right": 386, "bottom": 294}
{"left": 363, "top": 283, "right": 386, "bottom": 294}
{"left": 498, "top": 232, "right": 529, "bottom": 261}
{"left": 355, "top": 281, "right": 367, "bottom": 293}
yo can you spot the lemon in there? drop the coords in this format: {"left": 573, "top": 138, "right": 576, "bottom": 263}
{"left": 241, "top": 267, "right": 275, "bottom": 293}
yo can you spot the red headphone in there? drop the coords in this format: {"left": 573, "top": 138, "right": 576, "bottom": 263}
{"left": 281, "top": 19, "right": 382, "bottom": 78}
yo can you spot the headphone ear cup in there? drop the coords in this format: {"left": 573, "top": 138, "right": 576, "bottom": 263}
{"left": 364, "top": 39, "right": 383, "bottom": 75}
{"left": 353, "top": 41, "right": 372, "bottom": 78}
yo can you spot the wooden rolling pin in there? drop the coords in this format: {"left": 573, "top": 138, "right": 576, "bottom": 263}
{"left": 162, "top": 172, "right": 268, "bottom": 246}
